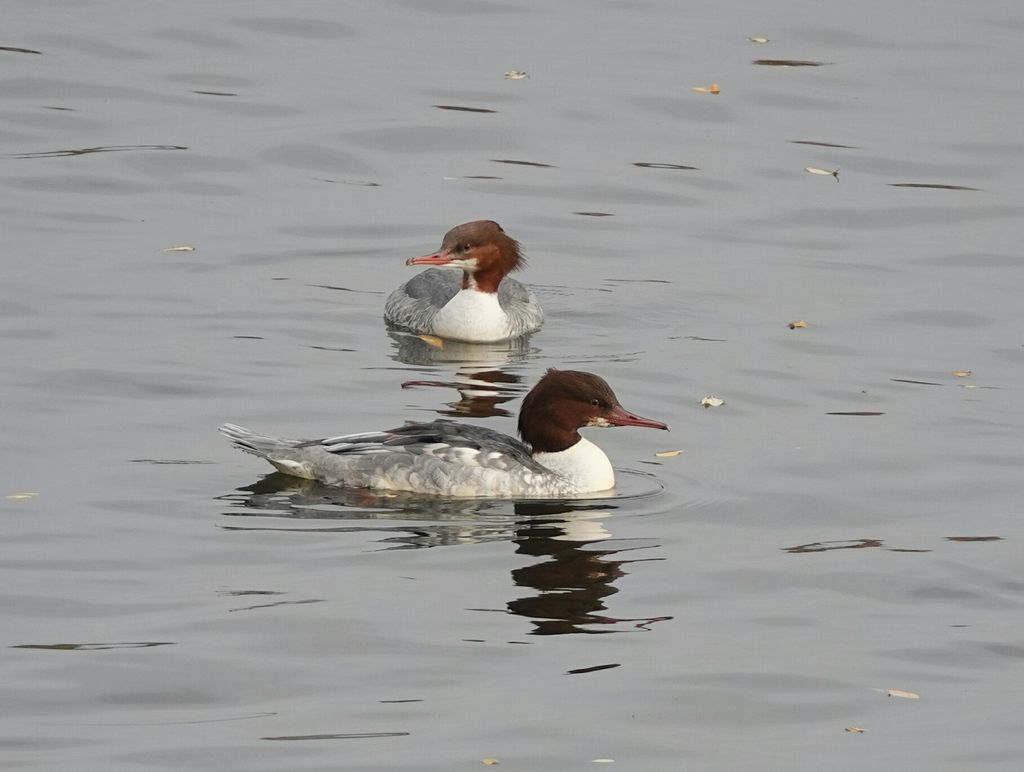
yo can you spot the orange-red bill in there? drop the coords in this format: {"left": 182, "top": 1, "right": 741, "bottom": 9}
{"left": 406, "top": 250, "right": 453, "bottom": 266}
{"left": 608, "top": 405, "right": 669, "bottom": 430}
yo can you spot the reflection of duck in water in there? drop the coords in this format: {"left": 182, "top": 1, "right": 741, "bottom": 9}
{"left": 220, "top": 370, "right": 667, "bottom": 497}
{"left": 387, "top": 326, "right": 537, "bottom": 420}
{"left": 387, "top": 329, "right": 536, "bottom": 367}
{"left": 384, "top": 221, "right": 543, "bottom": 342}
{"left": 220, "top": 481, "right": 671, "bottom": 633}
{"left": 402, "top": 368, "right": 523, "bottom": 419}
{"left": 508, "top": 504, "right": 673, "bottom": 635}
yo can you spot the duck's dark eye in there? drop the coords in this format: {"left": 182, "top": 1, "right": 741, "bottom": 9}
{"left": 590, "top": 398, "right": 601, "bottom": 406}
{"left": 461, "top": 243, "right": 473, "bottom": 252}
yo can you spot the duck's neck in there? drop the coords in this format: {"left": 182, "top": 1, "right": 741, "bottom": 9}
{"left": 463, "top": 266, "right": 505, "bottom": 294}
{"left": 533, "top": 437, "right": 615, "bottom": 493}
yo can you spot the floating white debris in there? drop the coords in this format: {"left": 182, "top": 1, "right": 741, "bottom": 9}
{"left": 162, "top": 245, "right": 195, "bottom": 252}
{"left": 701, "top": 396, "right": 725, "bottom": 408}
{"left": 504, "top": 70, "right": 529, "bottom": 80}
{"left": 875, "top": 688, "right": 920, "bottom": 700}
{"left": 804, "top": 166, "right": 839, "bottom": 181}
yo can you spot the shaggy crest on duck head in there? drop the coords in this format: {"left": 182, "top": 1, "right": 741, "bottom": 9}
{"left": 407, "top": 220, "right": 524, "bottom": 293}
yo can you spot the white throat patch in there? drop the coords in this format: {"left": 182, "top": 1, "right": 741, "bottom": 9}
{"left": 533, "top": 437, "right": 615, "bottom": 493}
{"left": 432, "top": 289, "right": 511, "bottom": 342}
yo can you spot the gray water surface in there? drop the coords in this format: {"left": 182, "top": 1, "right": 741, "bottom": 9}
{"left": 3, "top": 1, "right": 1024, "bottom": 770}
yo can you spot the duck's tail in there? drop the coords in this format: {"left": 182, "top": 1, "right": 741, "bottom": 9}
{"left": 218, "top": 423, "right": 300, "bottom": 458}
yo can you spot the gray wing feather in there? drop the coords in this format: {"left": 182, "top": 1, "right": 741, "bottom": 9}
{"left": 383, "top": 268, "right": 460, "bottom": 332}
{"left": 496, "top": 278, "right": 531, "bottom": 306}
{"left": 399, "top": 268, "right": 462, "bottom": 304}
{"left": 496, "top": 278, "right": 543, "bottom": 337}
{"left": 321, "top": 419, "right": 547, "bottom": 473}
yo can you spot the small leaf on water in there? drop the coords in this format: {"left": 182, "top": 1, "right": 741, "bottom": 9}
{"left": 481, "top": 759, "right": 500, "bottom": 766}
{"left": 504, "top": 70, "right": 529, "bottom": 79}
{"left": 691, "top": 83, "right": 721, "bottom": 94}
{"left": 804, "top": 166, "right": 839, "bottom": 181}
{"left": 788, "top": 319, "right": 808, "bottom": 329}
{"left": 6, "top": 492, "right": 39, "bottom": 500}
{"left": 875, "top": 688, "right": 920, "bottom": 700}
{"left": 748, "top": 36, "right": 770, "bottom": 43}
{"left": 701, "top": 396, "right": 725, "bottom": 408}
{"left": 953, "top": 370, "right": 972, "bottom": 377}
{"left": 845, "top": 726, "right": 867, "bottom": 734}
{"left": 417, "top": 335, "right": 445, "bottom": 348}
{"left": 592, "top": 760, "right": 616, "bottom": 764}
{"left": 162, "top": 245, "right": 195, "bottom": 252}
{"left": 655, "top": 450, "right": 683, "bottom": 457}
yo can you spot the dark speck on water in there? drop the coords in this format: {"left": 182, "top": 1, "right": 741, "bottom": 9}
{"left": 753, "top": 59, "right": 829, "bottom": 66}
{"left": 490, "top": 158, "right": 554, "bottom": 167}
{"left": 7, "top": 145, "right": 187, "bottom": 158}
{"left": 788, "top": 139, "right": 859, "bottom": 149}
{"left": 434, "top": 104, "right": 497, "bottom": 113}
{"left": 633, "top": 161, "right": 699, "bottom": 170}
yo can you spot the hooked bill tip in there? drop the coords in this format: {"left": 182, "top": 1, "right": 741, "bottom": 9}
{"left": 406, "top": 251, "right": 453, "bottom": 266}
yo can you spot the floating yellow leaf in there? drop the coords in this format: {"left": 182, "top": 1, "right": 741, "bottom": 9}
{"left": 592, "top": 760, "right": 616, "bottom": 764}
{"left": 481, "top": 759, "right": 500, "bottom": 766}
{"left": 6, "top": 492, "right": 38, "bottom": 500}
{"left": 804, "top": 166, "right": 839, "bottom": 181}
{"left": 788, "top": 319, "right": 808, "bottom": 329}
{"left": 504, "top": 70, "right": 528, "bottom": 80}
{"left": 845, "top": 726, "right": 867, "bottom": 734}
{"left": 417, "top": 335, "right": 445, "bottom": 348}
{"left": 162, "top": 245, "right": 195, "bottom": 252}
{"left": 748, "top": 36, "right": 770, "bottom": 43}
{"left": 691, "top": 83, "right": 721, "bottom": 94}
{"left": 953, "top": 370, "right": 972, "bottom": 377}
{"left": 655, "top": 450, "right": 683, "bottom": 457}
{"left": 875, "top": 688, "right": 920, "bottom": 700}
{"left": 701, "top": 396, "right": 725, "bottom": 408}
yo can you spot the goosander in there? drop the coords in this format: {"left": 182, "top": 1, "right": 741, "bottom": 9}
{"left": 383, "top": 220, "right": 543, "bottom": 342}
{"left": 220, "top": 369, "right": 667, "bottom": 498}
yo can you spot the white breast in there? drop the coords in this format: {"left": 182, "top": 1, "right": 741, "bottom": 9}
{"left": 431, "top": 290, "right": 511, "bottom": 342}
{"left": 533, "top": 437, "right": 615, "bottom": 493}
